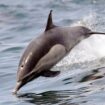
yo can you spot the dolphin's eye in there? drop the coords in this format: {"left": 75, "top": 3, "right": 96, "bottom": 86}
{"left": 21, "top": 65, "right": 23, "bottom": 67}
{"left": 20, "top": 65, "right": 24, "bottom": 69}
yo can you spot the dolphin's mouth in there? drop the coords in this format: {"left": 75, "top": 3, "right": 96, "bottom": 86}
{"left": 12, "top": 81, "right": 22, "bottom": 94}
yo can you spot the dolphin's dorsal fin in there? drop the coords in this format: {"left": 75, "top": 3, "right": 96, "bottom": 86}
{"left": 45, "top": 10, "right": 56, "bottom": 31}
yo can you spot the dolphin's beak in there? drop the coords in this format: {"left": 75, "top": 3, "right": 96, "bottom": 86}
{"left": 12, "top": 81, "right": 23, "bottom": 95}
{"left": 89, "top": 32, "right": 105, "bottom": 35}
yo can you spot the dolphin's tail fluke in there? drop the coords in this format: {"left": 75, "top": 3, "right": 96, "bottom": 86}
{"left": 89, "top": 32, "right": 105, "bottom": 35}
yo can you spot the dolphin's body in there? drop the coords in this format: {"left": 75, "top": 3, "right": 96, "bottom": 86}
{"left": 13, "top": 10, "right": 105, "bottom": 94}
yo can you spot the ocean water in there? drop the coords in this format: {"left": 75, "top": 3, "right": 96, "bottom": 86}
{"left": 1, "top": 0, "right": 105, "bottom": 105}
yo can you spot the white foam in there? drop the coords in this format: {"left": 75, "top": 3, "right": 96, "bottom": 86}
{"left": 56, "top": 12, "right": 105, "bottom": 67}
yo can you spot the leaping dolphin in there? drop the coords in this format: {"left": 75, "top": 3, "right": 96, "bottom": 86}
{"left": 13, "top": 10, "right": 105, "bottom": 94}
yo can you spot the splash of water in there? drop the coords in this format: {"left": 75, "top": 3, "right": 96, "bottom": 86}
{"left": 55, "top": 12, "right": 105, "bottom": 69}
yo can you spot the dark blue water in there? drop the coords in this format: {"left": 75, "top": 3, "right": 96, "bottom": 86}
{"left": 1, "top": 0, "right": 105, "bottom": 105}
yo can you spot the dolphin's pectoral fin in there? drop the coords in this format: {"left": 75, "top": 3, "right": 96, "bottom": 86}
{"left": 40, "top": 70, "right": 60, "bottom": 77}
{"left": 19, "top": 44, "right": 66, "bottom": 82}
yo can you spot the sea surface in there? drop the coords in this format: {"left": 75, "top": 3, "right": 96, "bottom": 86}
{"left": 1, "top": 0, "right": 105, "bottom": 105}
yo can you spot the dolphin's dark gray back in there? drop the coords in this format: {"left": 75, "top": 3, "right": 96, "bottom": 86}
{"left": 13, "top": 10, "right": 105, "bottom": 94}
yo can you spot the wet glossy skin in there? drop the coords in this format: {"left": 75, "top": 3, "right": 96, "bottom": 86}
{"left": 17, "top": 26, "right": 91, "bottom": 80}
{"left": 13, "top": 10, "right": 105, "bottom": 94}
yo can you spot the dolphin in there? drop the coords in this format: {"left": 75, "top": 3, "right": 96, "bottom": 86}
{"left": 13, "top": 10, "right": 105, "bottom": 94}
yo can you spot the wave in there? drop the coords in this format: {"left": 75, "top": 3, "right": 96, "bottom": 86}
{"left": 55, "top": 12, "right": 105, "bottom": 69}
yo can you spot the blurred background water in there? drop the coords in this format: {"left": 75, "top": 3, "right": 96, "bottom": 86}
{"left": 1, "top": 0, "right": 105, "bottom": 105}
